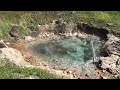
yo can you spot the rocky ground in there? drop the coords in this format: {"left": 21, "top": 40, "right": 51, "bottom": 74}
{"left": 0, "top": 19, "right": 120, "bottom": 79}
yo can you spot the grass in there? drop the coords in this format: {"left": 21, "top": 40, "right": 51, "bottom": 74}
{"left": 0, "top": 65, "right": 61, "bottom": 79}
{"left": 0, "top": 11, "right": 120, "bottom": 39}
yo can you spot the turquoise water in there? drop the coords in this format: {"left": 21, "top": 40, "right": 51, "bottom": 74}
{"left": 34, "top": 37, "right": 101, "bottom": 68}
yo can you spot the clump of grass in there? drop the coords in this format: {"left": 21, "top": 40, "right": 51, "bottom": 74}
{"left": 19, "top": 27, "right": 29, "bottom": 36}
{"left": 0, "top": 65, "right": 61, "bottom": 79}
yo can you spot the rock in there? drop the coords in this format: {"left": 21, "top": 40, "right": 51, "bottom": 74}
{"left": 5, "top": 42, "right": 10, "bottom": 45}
{"left": 10, "top": 26, "right": 21, "bottom": 37}
{"left": 67, "top": 71, "right": 73, "bottom": 74}
{"left": 72, "top": 11, "right": 76, "bottom": 14}
{"left": 107, "top": 68, "right": 117, "bottom": 75}
{"left": 114, "top": 75, "right": 119, "bottom": 79}
{"left": 99, "top": 55, "right": 119, "bottom": 75}
{"left": 99, "top": 54, "right": 119, "bottom": 68}
{"left": 53, "top": 65, "right": 60, "bottom": 70}
{"left": 53, "top": 20, "right": 66, "bottom": 34}
{"left": 102, "top": 69, "right": 106, "bottom": 73}
{"left": 107, "top": 23, "right": 113, "bottom": 26}
{"left": 28, "top": 76, "right": 40, "bottom": 79}
{"left": 73, "top": 32, "right": 77, "bottom": 36}
{"left": 104, "top": 34, "right": 120, "bottom": 56}
{"left": 100, "top": 75, "right": 107, "bottom": 79}
{"left": 35, "top": 24, "right": 50, "bottom": 33}
{"left": 116, "top": 57, "right": 120, "bottom": 65}
{"left": 82, "top": 60, "right": 98, "bottom": 75}
{"left": 101, "top": 62, "right": 110, "bottom": 70}
{"left": 69, "top": 74, "right": 74, "bottom": 79}
{"left": 25, "top": 36, "right": 34, "bottom": 41}
{"left": 65, "top": 21, "right": 77, "bottom": 34}
{"left": 106, "top": 34, "right": 117, "bottom": 43}
{"left": 0, "top": 40, "right": 8, "bottom": 48}
{"left": 0, "top": 48, "right": 30, "bottom": 66}
{"left": 85, "top": 74, "right": 90, "bottom": 78}
{"left": 55, "top": 70, "right": 64, "bottom": 75}
{"left": 73, "top": 71, "right": 82, "bottom": 78}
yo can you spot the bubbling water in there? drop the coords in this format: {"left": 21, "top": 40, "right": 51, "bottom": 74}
{"left": 33, "top": 36, "right": 102, "bottom": 68}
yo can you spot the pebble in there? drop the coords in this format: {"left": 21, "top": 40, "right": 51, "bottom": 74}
{"left": 25, "top": 36, "right": 34, "bottom": 41}
{"left": 116, "top": 57, "right": 120, "bottom": 65}
{"left": 100, "top": 75, "right": 107, "bottom": 79}
{"left": 67, "top": 71, "right": 73, "bottom": 74}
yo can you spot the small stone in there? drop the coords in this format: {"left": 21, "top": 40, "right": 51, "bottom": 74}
{"left": 69, "top": 74, "right": 74, "bottom": 79}
{"left": 107, "top": 68, "right": 117, "bottom": 75}
{"left": 25, "top": 36, "right": 34, "bottom": 41}
{"left": 46, "top": 33, "right": 50, "bottom": 37}
{"left": 42, "top": 62, "right": 48, "bottom": 67}
{"left": 67, "top": 71, "right": 73, "bottom": 74}
{"left": 29, "top": 76, "right": 39, "bottom": 79}
{"left": 110, "top": 63, "right": 116, "bottom": 69}
{"left": 102, "top": 69, "right": 106, "bottom": 73}
{"left": 107, "top": 23, "right": 113, "bottom": 26}
{"left": 63, "top": 71, "right": 67, "bottom": 74}
{"left": 0, "top": 50, "right": 2, "bottom": 54}
{"left": 85, "top": 74, "right": 89, "bottom": 77}
{"left": 100, "top": 75, "right": 107, "bottom": 79}
{"left": 100, "top": 61, "right": 110, "bottom": 69}
{"left": 103, "top": 76, "right": 107, "bottom": 79}
{"left": 116, "top": 57, "right": 120, "bottom": 65}
{"left": 55, "top": 70, "right": 64, "bottom": 75}
{"left": 0, "top": 40, "right": 8, "bottom": 48}
{"left": 73, "top": 32, "right": 77, "bottom": 36}
{"left": 5, "top": 42, "right": 10, "bottom": 45}
{"left": 114, "top": 75, "right": 119, "bottom": 79}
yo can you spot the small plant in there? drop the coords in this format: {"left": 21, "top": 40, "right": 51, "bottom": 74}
{"left": 20, "top": 27, "right": 29, "bottom": 36}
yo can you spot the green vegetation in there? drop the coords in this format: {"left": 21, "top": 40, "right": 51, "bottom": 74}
{"left": 0, "top": 65, "right": 61, "bottom": 79}
{"left": 0, "top": 11, "right": 120, "bottom": 39}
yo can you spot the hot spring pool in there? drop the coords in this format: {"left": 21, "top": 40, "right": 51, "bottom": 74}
{"left": 31, "top": 36, "right": 102, "bottom": 68}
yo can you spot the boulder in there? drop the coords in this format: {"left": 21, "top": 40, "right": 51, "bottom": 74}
{"left": 104, "top": 34, "right": 120, "bottom": 56}
{"left": 99, "top": 54, "right": 119, "bottom": 74}
{"left": 65, "top": 21, "right": 77, "bottom": 34}
{"left": 0, "top": 48, "right": 30, "bottom": 66}
{"left": 10, "top": 26, "right": 21, "bottom": 37}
